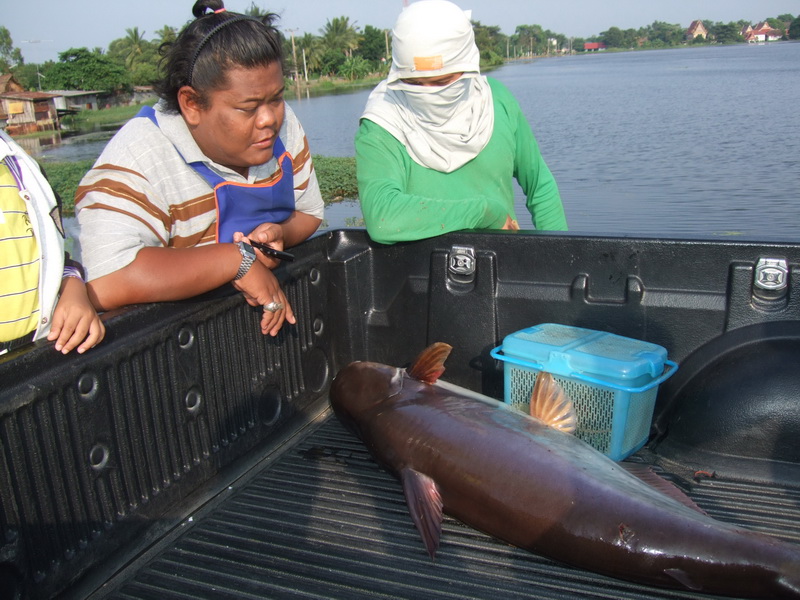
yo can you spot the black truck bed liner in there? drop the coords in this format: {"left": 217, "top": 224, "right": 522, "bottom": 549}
{"left": 82, "top": 408, "right": 800, "bottom": 600}
{"left": 5, "top": 230, "right": 800, "bottom": 599}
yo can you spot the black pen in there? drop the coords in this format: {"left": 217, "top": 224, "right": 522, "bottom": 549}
{"left": 248, "top": 239, "right": 295, "bottom": 262}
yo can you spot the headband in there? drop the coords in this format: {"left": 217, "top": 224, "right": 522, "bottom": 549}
{"left": 187, "top": 13, "right": 261, "bottom": 86}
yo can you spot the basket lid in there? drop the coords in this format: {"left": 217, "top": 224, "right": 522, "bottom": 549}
{"left": 500, "top": 323, "right": 668, "bottom": 381}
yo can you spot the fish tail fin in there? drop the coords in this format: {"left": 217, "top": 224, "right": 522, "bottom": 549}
{"left": 530, "top": 372, "right": 577, "bottom": 433}
{"left": 407, "top": 343, "right": 453, "bottom": 384}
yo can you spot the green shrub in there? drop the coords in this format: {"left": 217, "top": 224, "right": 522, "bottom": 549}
{"left": 42, "top": 160, "right": 94, "bottom": 215}
{"left": 313, "top": 155, "right": 358, "bottom": 202}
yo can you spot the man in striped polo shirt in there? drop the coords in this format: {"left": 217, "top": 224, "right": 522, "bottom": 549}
{"left": 76, "top": 3, "right": 324, "bottom": 337}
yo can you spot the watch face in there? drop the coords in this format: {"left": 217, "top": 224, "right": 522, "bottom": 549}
{"left": 239, "top": 241, "right": 255, "bottom": 257}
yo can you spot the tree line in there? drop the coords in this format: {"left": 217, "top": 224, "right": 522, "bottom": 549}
{"left": 1, "top": 4, "right": 798, "bottom": 94}
{"left": 596, "top": 15, "right": 798, "bottom": 49}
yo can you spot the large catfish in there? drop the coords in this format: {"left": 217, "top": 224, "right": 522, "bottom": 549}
{"left": 329, "top": 343, "right": 800, "bottom": 599}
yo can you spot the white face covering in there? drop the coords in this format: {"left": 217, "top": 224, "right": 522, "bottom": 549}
{"left": 390, "top": 77, "right": 475, "bottom": 127}
{"left": 361, "top": 0, "right": 494, "bottom": 173}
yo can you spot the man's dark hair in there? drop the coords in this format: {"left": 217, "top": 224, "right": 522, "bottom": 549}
{"left": 154, "top": 0, "right": 284, "bottom": 113}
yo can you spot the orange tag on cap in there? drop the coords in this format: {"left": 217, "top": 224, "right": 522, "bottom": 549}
{"left": 414, "top": 55, "right": 443, "bottom": 71}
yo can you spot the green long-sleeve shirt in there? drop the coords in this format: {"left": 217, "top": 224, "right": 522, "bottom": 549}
{"left": 355, "top": 77, "right": 567, "bottom": 244}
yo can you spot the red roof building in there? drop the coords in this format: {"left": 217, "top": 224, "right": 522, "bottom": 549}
{"left": 583, "top": 42, "right": 607, "bottom": 51}
{"left": 746, "top": 21, "right": 785, "bottom": 42}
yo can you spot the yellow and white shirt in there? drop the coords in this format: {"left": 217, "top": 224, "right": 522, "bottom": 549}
{"left": 0, "top": 159, "right": 40, "bottom": 341}
{"left": 0, "top": 130, "right": 66, "bottom": 345}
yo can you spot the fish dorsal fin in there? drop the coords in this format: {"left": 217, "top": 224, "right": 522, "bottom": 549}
{"left": 622, "top": 463, "right": 707, "bottom": 515}
{"left": 401, "top": 468, "right": 444, "bottom": 559}
{"left": 530, "top": 372, "right": 577, "bottom": 433}
{"left": 407, "top": 343, "right": 453, "bottom": 384}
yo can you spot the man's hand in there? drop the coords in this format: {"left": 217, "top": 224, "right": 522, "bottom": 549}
{"left": 231, "top": 260, "right": 296, "bottom": 336}
{"left": 235, "top": 224, "right": 284, "bottom": 269}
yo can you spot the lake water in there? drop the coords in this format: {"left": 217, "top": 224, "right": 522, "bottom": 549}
{"left": 55, "top": 42, "right": 800, "bottom": 240}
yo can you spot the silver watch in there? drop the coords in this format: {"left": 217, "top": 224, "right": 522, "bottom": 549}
{"left": 234, "top": 241, "right": 256, "bottom": 281}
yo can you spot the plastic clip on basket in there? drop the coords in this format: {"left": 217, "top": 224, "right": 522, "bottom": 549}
{"left": 490, "top": 324, "right": 678, "bottom": 461}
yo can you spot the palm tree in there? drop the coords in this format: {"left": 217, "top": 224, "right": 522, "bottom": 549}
{"left": 244, "top": 2, "right": 270, "bottom": 18}
{"left": 154, "top": 26, "right": 177, "bottom": 47}
{"left": 122, "top": 27, "right": 147, "bottom": 68}
{"left": 297, "top": 33, "right": 323, "bottom": 75}
{"left": 320, "top": 16, "right": 361, "bottom": 58}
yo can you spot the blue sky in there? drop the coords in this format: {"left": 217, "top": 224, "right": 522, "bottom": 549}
{"left": 5, "top": 0, "right": 798, "bottom": 64}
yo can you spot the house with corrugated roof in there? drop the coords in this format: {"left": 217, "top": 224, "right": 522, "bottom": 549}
{"left": 0, "top": 74, "right": 59, "bottom": 135}
{"left": 49, "top": 90, "right": 102, "bottom": 113}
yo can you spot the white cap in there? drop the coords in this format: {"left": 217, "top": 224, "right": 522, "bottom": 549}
{"left": 388, "top": 0, "right": 479, "bottom": 83}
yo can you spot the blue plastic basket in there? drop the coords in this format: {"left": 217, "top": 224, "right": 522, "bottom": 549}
{"left": 491, "top": 323, "right": 678, "bottom": 461}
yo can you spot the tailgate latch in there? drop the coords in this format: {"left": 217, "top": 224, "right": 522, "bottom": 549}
{"left": 449, "top": 245, "right": 476, "bottom": 284}
{"left": 754, "top": 257, "right": 788, "bottom": 292}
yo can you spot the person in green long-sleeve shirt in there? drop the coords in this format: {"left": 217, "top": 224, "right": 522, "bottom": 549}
{"left": 355, "top": 0, "right": 567, "bottom": 245}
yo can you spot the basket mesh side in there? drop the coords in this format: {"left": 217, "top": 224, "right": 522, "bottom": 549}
{"left": 507, "top": 367, "right": 657, "bottom": 457}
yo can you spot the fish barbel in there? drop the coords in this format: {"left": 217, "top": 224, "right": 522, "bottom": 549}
{"left": 330, "top": 342, "right": 800, "bottom": 599}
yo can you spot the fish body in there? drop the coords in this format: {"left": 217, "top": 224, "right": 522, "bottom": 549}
{"left": 329, "top": 344, "right": 800, "bottom": 599}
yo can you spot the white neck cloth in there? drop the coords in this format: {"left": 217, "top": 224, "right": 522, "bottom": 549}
{"left": 361, "top": 0, "right": 494, "bottom": 172}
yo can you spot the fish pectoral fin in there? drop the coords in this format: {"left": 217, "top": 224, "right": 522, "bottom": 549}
{"left": 530, "top": 372, "right": 577, "bottom": 433}
{"left": 664, "top": 568, "right": 702, "bottom": 591}
{"left": 400, "top": 468, "right": 444, "bottom": 559}
{"left": 407, "top": 343, "right": 453, "bottom": 384}
{"left": 622, "top": 463, "right": 707, "bottom": 515}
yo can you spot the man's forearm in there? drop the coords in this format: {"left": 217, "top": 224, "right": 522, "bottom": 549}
{"left": 86, "top": 244, "right": 241, "bottom": 310}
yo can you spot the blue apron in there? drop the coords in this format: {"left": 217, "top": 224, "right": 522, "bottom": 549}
{"left": 136, "top": 105, "right": 295, "bottom": 243}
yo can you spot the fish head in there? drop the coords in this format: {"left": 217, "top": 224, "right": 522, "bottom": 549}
{"left": 330, "top": 361, "right": 405, "bottom": 438}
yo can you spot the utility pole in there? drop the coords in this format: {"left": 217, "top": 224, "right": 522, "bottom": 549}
{"left": 285, "top": 29, "right": 299, "bottom": 82}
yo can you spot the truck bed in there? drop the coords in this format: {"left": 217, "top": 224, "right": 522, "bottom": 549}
{"left": 73, "top": 405, "right": 800, "bottom": 600}
{"left": 4, "top": 229, "right": 800, "bottom": 599}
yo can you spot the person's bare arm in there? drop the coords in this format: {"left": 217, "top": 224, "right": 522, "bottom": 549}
{"left": 86, "top": 243, "right": 295, "bottom": 336}
{"left": 86, "top": 244, "right": 242, "bottom": 310}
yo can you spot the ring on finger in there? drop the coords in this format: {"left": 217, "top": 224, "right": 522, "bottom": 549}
{"left": 264, "top": 301, "right": 284, "bottom": 313}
